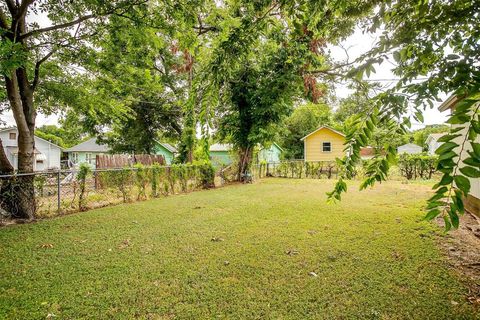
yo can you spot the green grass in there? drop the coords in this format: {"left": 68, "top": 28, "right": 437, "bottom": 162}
{"left": 0, "top": 179, "right": 477, "bottom": 319}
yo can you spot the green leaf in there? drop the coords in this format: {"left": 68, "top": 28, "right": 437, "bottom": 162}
{"left": 438, "top": 151, "right": 456, "bottom": 161}
{"left": 424, "top": 209, "right": 440, "bottom": 220}
{"left": 448, "top": 209, "right": 459, "bottom": 229}
{"left": 435, "top": 142, "right": 458, "bottom": 155}
{"left": 472, "top": 143, "right": 480, "bottom": 158}
{"left": 459, "top": 166, "right": 480, "bottom": 178}
{"left": 437, "top": 134, "right": 461, "bottom": 143}
{"left": 443, "top": 216, "right": 452, "bottom": 231}
{"left": 454, "top": 175, "right": 471, "bottom": 195}
{"left": 447, "top": 114, "right": 470, "bottom": 124}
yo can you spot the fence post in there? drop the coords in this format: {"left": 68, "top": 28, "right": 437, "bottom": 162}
{"left": 57, "top": 171, "right": 61, "bottom": 214}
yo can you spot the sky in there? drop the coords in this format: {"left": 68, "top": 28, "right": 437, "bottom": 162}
{"left": 329, "top": 28, "right": 449, "bottom": 130}
{"left": 2, "top": 16, "right": 449, "bottom": 130}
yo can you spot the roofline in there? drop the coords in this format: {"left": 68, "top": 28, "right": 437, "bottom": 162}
{"left": 34, "top": 135, "right": 63, "bottom": 150}
{"left": 438, "top": 94, "right": 459, "bottom": 112}
{"left": 300, "top": 126, "right": 345, "bottom": 141}
{"left": 0, "top": 126, "right": 63, "bottom": 150}
{"left": 155, "top": 140, "right": 177, "bottom": 153}
{"left": 273, "top": 142, "right": 284, "bottom": 152}
{"left": 64, "top": 137, "right": 109, "bottom": 152}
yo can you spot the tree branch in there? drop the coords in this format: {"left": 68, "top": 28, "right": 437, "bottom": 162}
{"left": 31, "top": 49, "right": 56, "bottom": 90}
{"left": 16, "top": 0, "right": 34, "bottom": 19}
{"left": 19, "top": 13, "right": 95, "bottom": 39}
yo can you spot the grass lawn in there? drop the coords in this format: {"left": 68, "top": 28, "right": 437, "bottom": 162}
{"left": 0, "top": 179, "right": 477, "bottom": 319}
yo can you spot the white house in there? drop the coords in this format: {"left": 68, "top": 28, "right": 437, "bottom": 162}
{"left": 425, "top": 133, "right": 444, "bottom": 155}
{"left": 0, "top": 127, "right": 62, "bottom": 171}
{"left": 439, "top": 95, "right": 479, "bottom": 215}
{"left": 397, "top": 143, "right": 423, "bottom": 155}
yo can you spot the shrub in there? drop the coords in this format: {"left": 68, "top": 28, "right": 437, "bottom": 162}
{"left": 197, "top": 161, "right": 215, "bottom": 189}
{"left": 398, "top": 153, "right": 438, "bottom": 180}
{"left": 77, "top": 163, "right": 92, "bottom": 211}
{"left": 134, "top": 164, "right": 149, "bottom": 200}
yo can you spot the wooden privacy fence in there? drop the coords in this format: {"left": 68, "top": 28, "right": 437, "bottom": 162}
{"left": 96, "top": 154, "right": 165, "bottom": 169}
{"left": 254, "top": 160, "right": 339, "bottom": 179}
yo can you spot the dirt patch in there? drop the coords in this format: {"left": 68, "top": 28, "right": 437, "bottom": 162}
{"left": 436, "top": 212, "right": 480, "bottom": 305}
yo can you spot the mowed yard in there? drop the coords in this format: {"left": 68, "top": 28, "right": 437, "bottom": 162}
{"left": 0, "top": 179, "right": 477, "bottom": 319}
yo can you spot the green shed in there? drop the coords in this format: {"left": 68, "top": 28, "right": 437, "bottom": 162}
{"left": 257, "top": 143, "right": 283, "bottom": 163}
{"left": 153, "top": 141, "right": 177, "bottom": 165}
{"left": 209, "top": 143, "right": 234, "bottom": 167}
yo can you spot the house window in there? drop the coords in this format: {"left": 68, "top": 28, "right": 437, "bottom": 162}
{"left": 322, "top": 142, "right": 332, "bottom": 152}
{"left": 9, "top": 132, "right": 16, "bottom": 140}
{"left": 72, "top": 153, "right": 79, "bottom": 164}
{"left": 86, "top": 153, "right": 95, "bottom": 165}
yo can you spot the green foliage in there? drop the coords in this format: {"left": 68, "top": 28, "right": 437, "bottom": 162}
{"left": 77, "top": 163, "right": 92, "bottom": 211}
{"left": 102, "top": 168, "right": 134, "bottom": 203}
{"left": 425, "top": 96, "right": 480, "bottom": 230}
{"left": 329, "top": 0, "right": 480, "bottom": 230}
{"left": 134, "top": 164, "right": 149, "bottom": 200}
{"left": 35, "top": 124, "right": 88, "bottom": 148}
{"left": 197, "top": 161, "right": 215, "bottom": 189}
{"left": 280, "top": 102, "right": 334, "bottom": 159}
{"left": 398, "top": 154, "right": 438, "bottom": 180}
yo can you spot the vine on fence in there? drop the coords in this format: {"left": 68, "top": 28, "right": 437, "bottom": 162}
{"left": 77, "top": 163, "right": 91, "bottom": 211}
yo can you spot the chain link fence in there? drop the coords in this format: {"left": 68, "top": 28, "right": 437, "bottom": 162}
{"left": 0, "top": 160, "right": 343, "bottom": 219}
{"left": 0, "top": 163, "right": 217, "bottom": 218}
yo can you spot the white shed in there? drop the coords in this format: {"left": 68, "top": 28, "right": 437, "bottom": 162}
{"left": 0, "top": 127, "right": 62, "bottom": 171}
{"left": 397, "top": 143, "right": 423, "bottom": 155}
{"left": 425, "top": 133, "right": 445, "bottom": 155}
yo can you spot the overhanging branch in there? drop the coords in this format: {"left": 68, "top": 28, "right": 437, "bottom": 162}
{"left": 19, "top": 13, "right": 95, "bottom": 39}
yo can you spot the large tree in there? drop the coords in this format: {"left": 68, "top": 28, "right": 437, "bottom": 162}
{"left": 0, "top": 0, "right": 172, "bottom": 218}
{"left": 204, "top": 0, "right": 376, "bottom": 179}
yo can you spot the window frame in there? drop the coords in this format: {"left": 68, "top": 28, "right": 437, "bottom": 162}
{"left": 322, "top": 142, "right": 332, "bottom": 152}
{"left": 85, "top": 153, "right": 95, "bottom": 165}
{"left": 9, "top": 132, "right": 16, "bottom": 140}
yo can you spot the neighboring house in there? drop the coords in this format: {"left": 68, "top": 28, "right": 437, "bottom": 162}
{"left": 209, "top": 143, "right": 234, "bottom": 167}
{"left": 153, "top": 141, "right": 177, "bottom": 165}
{"left": 65, "top": 138, "right": 177, "bottom": 167}
{"left": 64, "top": 138, "right": 109, "bottom": 168}
{"left": 397, "top": 143, "right": 423, "bottom": 155}
{"left": 425, "top": 133, "right": 445, "bottom": 155}
{"left": 439, "top": 95, "right": 480, "bottom": 215}
{"left": 360, "top": 146, "right": 375, "bottom": 160}
{"left": 257, "top": 143, "right": 283, "bottom": 163}
{"left": 0, "top": 127, "right": 62, "bottom": 171}
{"left": 301, "top": 126, "right": 346, "bottom": 162}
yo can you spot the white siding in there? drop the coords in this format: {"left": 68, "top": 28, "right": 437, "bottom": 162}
{"left": 452, "top": 105, "right": 480, "bottom": 200}
{"left": 397, "top": 144, "right": 423, "bottom": 154}
{"left": 0, "top": 128, "right": 61, "bottom": 171}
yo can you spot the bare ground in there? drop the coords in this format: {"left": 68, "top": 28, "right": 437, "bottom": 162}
{"left": 437, "top": 212, "right": 480, "bottom": 306}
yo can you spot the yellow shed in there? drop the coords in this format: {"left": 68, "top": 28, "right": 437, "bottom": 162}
{"left": 301, "top": 126, "right": 346, "bottom": 162}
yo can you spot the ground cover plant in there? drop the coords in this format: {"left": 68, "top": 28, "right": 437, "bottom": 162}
{"left": 0, "top": 179, "right": 477, "bottom": 319}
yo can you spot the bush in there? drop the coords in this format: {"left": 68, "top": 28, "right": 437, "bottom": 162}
{"left": 398, "top": 153, "right": 437, "bottom": 180}
{"left": 197, "top": 161, "right": 215, "bottom": 188}
{"left": 77, "top": 163, "right": 92, "bottom": 211}
{"left": 134, "top": 164, "right": 149, "bottom": 200}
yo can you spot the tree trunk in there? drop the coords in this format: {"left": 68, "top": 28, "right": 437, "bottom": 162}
{"left": 237, "top": 146, "right": 253, "bottom": 182}
{"left": 2, "top": 71, "right": 37, "bottom": 220}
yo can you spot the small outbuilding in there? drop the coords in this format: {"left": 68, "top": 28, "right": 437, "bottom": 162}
{"left": 301, "top": 126, "right": 346, "bottom": 162}
{"left": 397, "top": 143, "right": 423, "bottom": 155}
